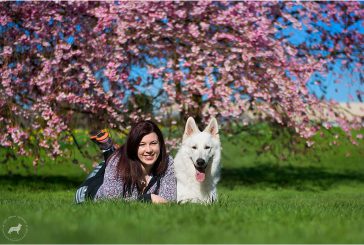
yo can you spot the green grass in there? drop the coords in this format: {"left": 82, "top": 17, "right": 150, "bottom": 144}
{"left": 1, "top": 186, "right": 363, "bottom": 243}
{"left": 1, "top": 124, "right": 364, "bottom": 243}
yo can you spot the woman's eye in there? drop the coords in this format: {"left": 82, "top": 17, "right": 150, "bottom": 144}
{"left": 205, "top": 146, "right": 211, "bottom": 150}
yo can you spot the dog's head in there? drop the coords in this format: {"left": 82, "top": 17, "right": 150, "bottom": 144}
{"left": 182, "top": 117, "right": 220, "bottom": 182}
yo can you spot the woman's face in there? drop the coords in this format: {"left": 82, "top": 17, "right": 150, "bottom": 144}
{"left": 137, "top": 132, "right": 160, "bottom": 168}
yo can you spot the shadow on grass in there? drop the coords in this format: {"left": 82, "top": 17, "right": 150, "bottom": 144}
{"left": 0, "top": 174, "right": 84, "bottom": 191}
{"left": 220, "top": 164, "right": 364, "bottom": 191}
{"left": 2, "top": 165, "right": 364, "bottom": 192}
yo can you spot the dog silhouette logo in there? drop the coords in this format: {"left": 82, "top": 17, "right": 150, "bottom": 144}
{"left": 8, "top": 223, "right": 22, "bottom": 234}
{"left": 2, "top": 216, "right": 28, "bottom": 241}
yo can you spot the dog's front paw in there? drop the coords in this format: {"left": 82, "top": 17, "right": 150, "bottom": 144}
{"left": 177, "top": 198, "right": 197, "bottom": 204}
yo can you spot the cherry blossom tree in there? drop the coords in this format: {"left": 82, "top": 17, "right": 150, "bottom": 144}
{"left": 0, "top": 1, "right": 362, "bottom": 164}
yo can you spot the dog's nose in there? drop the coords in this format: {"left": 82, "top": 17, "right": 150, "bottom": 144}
{"left": 196, "top": 158, "right": 206, "bottom": 167}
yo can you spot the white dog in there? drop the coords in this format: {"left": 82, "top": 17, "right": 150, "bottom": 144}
{"left": 174, "top": 117, "right": 221, "bottom": 203}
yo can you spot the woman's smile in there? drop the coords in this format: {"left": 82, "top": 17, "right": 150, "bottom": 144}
{"left": 142, "top": 154, "right": 156, "bottom": 161}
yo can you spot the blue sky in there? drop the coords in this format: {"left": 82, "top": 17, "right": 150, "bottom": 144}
{"left": 282, "top": 18, "right": 363, "bottom": 103}
{"left": 307, "top": 63, "right": 363, "bottom": 102}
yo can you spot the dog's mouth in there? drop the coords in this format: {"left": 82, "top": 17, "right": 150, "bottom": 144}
{"left": 194, "top": 166, "right": 206, "bottom": 182}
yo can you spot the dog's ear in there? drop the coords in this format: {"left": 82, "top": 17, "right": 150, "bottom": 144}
{"left": 204, "top": 117, "right": 219, "bottom": 139}
{"left": 183, "top": 117, "right": 200, "bottom": 141}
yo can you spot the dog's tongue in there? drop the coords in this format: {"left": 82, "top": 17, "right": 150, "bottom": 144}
{"left": 195, "top": 170, "right": 205, "bottom": 182}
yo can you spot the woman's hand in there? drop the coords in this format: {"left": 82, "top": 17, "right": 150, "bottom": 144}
{"left": 151, "top": 194, "right": 168, "bottom": 204}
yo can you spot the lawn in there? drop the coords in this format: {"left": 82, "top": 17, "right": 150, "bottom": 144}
{"left": 1, "top": 124, "right": 364, "bottom": 243}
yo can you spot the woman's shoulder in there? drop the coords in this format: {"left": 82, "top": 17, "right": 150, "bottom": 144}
{"left": 105, "top": 149, "right": 121, "bottom": 174}
{"left": 108, "top": 149, "right": 121, "bottom": 165}
{"left": 167, "top": 155, "right": 174, "bottom": 166}
{"left": 163, "top": 154, "right": 175, "bottom": 175}
{"left": 167, "top": 155, "right": 174, "bottom": 169}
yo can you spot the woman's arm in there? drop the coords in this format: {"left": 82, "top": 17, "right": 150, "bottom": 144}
{"left": 151, "top": 194, "right": 168, "bottom": 203}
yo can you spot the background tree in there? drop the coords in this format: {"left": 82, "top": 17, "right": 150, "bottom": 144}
{"left": 0, "top": 1, "right": 362, "bottom": 164}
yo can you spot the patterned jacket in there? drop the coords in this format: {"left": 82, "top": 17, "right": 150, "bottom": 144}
{"left": 95, "top": 152, "right": 177, "bottom": 202}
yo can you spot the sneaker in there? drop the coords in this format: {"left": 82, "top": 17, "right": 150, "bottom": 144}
{"left": 90, "top": 129, "right": 113, "bottom": 150}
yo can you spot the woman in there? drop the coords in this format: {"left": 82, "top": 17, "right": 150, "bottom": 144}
{"left": 75, "top": 120, "right": 176, "bottom": 204}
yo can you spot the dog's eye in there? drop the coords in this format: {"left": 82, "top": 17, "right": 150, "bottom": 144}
{"left": 205, "top": 146, "right": 211, "bottom": 150}
{"left": 192, "top": 146, "right": 197, "bottom": 150}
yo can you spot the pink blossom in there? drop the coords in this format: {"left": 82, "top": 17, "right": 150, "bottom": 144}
{"left": 175, "top": 9, "right": 186, "bottom": 18}
{"left": 0, "top": 1, "right": 362, "bottom": 160}
{"left": 188, "top": 24, "right": 200, "bottom": 38}
{"left": 2, "top": 46, "right": 12, "bottom": 56}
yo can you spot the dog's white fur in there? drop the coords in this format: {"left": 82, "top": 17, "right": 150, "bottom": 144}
{"left": 174, "top": 117, "right": 221, "bottom": 203}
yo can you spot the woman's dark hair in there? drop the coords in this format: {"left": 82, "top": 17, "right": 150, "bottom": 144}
{"left": 116, "top": 120, "right": 168, "bottom": 197}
